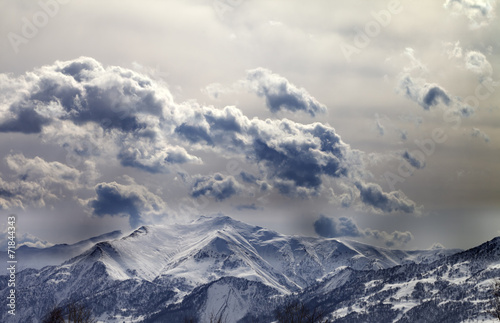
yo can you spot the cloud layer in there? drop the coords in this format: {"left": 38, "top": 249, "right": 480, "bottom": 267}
{"left": 313, "top": 215, "right": 414, "bottom": 247}
{"left": 0, "top": 58, "right": 420, "bottom": 227}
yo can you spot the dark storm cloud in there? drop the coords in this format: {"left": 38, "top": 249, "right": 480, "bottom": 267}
{"left": 313, "top": 215, "right": 362, "bottom": 238}
{"left": 245, "top": 68, "right": 327, "bottom": 117}
{"left": 402, "top": 150, "right": 425, "bottom": 169}
{"left": 191, "top": 173, "right": 242, "bottom": 201}
{"left": 355, "top": 182, "right": 416, "bottom": 214}
{"left": 90, "top": 182, "right": 166, "bottom": 228}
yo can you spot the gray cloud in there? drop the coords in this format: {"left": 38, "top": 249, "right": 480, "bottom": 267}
{"left": 118, "top": 141, "right": 201, "bottom": 174}
{"left": 314, "top": 215, "right": 362, "bottom": 238}
{"left": 402, "top": 150, "right": 426, "bottom": 169}
{"left": 240, "top": 171, "right": 258, "bottom": 184}
{"left": 355, "top": 182, "right": 417, "bottom": 214}
{"left": 398, "top": 129, "right": 408, "bottom": 141}
{"left": 89, "top": 181, "right": 166, "bottom": 228}
{"left": 245, "top": 68, "right": 327, "bottom": 117}
{"left": 0, "top": 107, "right": 51, "bottom": 134}
{"left": 191, "top": 173, "right": 242, "bottom": 201}
{"left": 314, "top": 215, "right": 413, "bottom": 247}
{"left": 0, "top": 153, "right": 98, "bottom": 210}
{"left": 398, "top": 73, "right": 475, "bottom": 119}
{"left": 364, "top": 228, "right": 414, "bottom": 247}
{"left": 399, "top": 75, "right": 451, "bottom": 110}
{"left": 0, "top": 58, "right": 418, "bottom": 214}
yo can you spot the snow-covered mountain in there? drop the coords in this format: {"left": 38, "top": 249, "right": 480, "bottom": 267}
{"left": 1, "top": 215, "right": 496, "bottom": 323}
{"left": 0, "top": 230, "right": 124, "bottom": 274}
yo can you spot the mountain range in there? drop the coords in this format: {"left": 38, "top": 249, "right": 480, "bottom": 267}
{"left": 0, "top": 215, "right": 498, "bottom": 322}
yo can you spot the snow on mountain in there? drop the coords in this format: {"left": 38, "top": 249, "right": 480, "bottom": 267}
{"left": 299, "top": 237, "right": 500, "bottom": 322}
{"left": 56, "top": 215, "right": 457, "bottom": 292}
{"left": 0, "top": 230, "right": 124, "bottom": 274}
{"left": 2, "top": 215, "right": 493, "bottom": 323}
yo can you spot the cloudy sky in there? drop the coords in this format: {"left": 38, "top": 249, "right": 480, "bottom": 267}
{"left": 0, "top": 0, "right": 498, "bottom": 250}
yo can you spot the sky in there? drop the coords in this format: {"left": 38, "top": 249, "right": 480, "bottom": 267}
{"left": 0, "top": 0, "right": 498, "bottom": 250}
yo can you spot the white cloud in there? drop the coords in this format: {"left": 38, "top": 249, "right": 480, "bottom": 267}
{"left": 444, "top": 0, "right": 496, "bottom": 29}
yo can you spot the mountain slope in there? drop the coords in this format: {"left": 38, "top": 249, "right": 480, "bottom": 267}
{"left": 1, "top": 215, "right": 483, "bottom": 323}
{"left": 299, "top": 237, "right": 500, "bottom": 322}
{"left": 0, "top": 230, "right": 124, "bottom": 273}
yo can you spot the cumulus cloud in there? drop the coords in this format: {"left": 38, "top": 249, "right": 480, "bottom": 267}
{"left": 314, "top": 215, "right": 413, "bottom": 247}
{"left": 0, "top": 154, "right": 98, "bottom": 210}
{"left": 6, "top": 153, "right": 87, "bottom": 190}
{"left": 118, "top": 140, "right": 201, "bottom": 174}
{"left": 89, "top": 181, "right": 166, "bottom": 228}
{"left": 0, "top": 176, "right": 46, "bottom": 210}
{"left": 444, "top": 0, "right": 496, "bottom": 29}
{"left": 0, "top": 57, "right": 418, "bottom": 214}
{"left": 471, "top": 127, "right": 491, "bottom": 142}
{"left": 0, "top": 57, "right": 199, "bottom": 176}
{"left": 244, "top": 68, "right": 327, "bottom": 117}
{"left": 191, "top": 173, "right": 242, "bottom": 201}
{"left": 355, "top": 182, "right": 417, "bottom": 214}
{"left": 0, "top": 57, "right": 166, "bottom": 134}
{"left": 465, "top": 51, "right": 493, "bottom": 81}
{"left": 398, "top": 49, "right": 479, "bottom": 117}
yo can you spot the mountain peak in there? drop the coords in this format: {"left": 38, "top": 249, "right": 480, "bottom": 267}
{"left": 124, "top": 225, "right": 149, "bottom": 239}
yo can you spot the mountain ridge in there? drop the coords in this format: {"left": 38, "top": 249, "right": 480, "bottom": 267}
{"left": 0, "top": 215, "right": 496, "bottom": 323}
